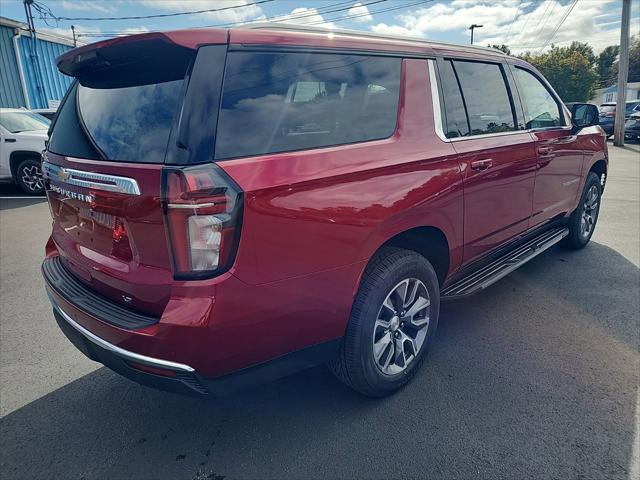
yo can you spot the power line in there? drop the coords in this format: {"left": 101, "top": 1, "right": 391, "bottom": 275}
{"left": 77, "top": 0, "right": 389, "bottom": 38}
{"left": 33, "top": 0, "right": 275, "bottom": 22}
{"left": 75, "top": 0, "right": 435, "bottom": 40}
{"left": 77, "top": 0, "right": 372, "bottom": 36}
{"left": 503, "top": 0, "right": 522, "bottom": 45}
{"left": 526, "top": 0, "right": 556, "bottom": 50}
{"left": 535, "top": 0, "right": 579, "bottom": 53}
{"left": 204, "top": 0, "right": 388, "bottom": 28}
{"left": 305, "top": 0, "right": 434, "bottom": 26}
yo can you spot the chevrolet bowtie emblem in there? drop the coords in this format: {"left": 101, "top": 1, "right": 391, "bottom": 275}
{"left": 57, "top": 167, "right": 69, "bottom": 182}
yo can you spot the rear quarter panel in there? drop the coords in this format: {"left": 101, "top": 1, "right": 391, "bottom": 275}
{"left": 219, "top": 58, "right": 463, "bottom": 287}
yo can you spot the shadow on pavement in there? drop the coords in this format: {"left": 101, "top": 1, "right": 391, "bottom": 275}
{"left": 1, "top": 242, "right": 638, "bottom": 480}
{"left": 0, "top": 197, "right": 47, "bottom": 211}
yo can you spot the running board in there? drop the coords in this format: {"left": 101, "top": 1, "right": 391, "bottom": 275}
{"left": 441, "top": 227, "right": 569, "bottom": 300}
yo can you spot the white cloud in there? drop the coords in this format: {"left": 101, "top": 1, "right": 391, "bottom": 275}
{"left": 269, "top": 7, "right": 335, "bottom": 29}
{"left": 347, "top": 2, "right": 373, "bottom": 23}
{"left": 59, "top": 1, "right": 112, "bottom": 13}
{"left": 370, "top": 0, "right": 637, "bottom": 54}
{"left": 140, "top": 0, "right": 264, "bottom": 23}
{"left": 120, "top": 26, "right": 151, "bottom": 35}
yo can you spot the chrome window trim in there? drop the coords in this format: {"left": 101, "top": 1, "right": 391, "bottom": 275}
{"left": 428, "top": 59, "right": 573, "bottom": 143}
{"left": 42, "top": 160, "right": 141, "bottom": 195}
{"left": 50, "top": 299, "right": 195, "bottom": 373}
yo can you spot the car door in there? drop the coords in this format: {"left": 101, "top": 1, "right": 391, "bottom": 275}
{"left": 0, "top": 125, "right": 12, "bottom": 180}
{"left": 511, "top": 66, "right": 584, "bottom": 226}
{"left": 436, "top": 58, "right": 538, "bottom": 263}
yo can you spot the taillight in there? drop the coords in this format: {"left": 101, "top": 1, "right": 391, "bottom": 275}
{"left": 162, "top": 164, "right": 243, "bottom": 279}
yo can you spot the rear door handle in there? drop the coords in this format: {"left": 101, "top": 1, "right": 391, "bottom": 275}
{"left": 538, "top": 146, "right": 552, "bottom": 155}
{"left": 470, "top": 159, "right": 493, "bottom": 171}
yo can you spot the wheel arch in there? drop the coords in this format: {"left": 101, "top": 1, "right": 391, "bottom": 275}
{"left": 589, "top": 159, "right": 607, "bottom": 191}
{"left": 9, "top": 150, "right": 42, "bottom": 180}
{"left": 368, "top": 226, "right": 451, "bottom": 286}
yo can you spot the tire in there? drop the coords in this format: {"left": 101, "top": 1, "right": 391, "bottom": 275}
{"left": 15, "top": 158, "right": 45, "bottom": 195}
{"left": 561, "top": 172, "right": 602, "bottom": 250}
{"left": 329, "top": 247, "right": 440, "bottom": 397}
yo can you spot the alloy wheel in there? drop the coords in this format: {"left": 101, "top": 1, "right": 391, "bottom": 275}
{"left": 20, "top": 164, "right": 44, "bottom": 193}
{"left": 372, "top": 278, "right": 430, "bottom": 376}
{"left": 580, "top": 185, "right": 599, "bottom": 239}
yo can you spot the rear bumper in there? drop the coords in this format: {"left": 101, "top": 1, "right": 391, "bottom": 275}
{"left": 51, "top": 301, "right": 209, "bottom": 395}
{"left": 49, "top": 296, "right": 340, "bottom": 396}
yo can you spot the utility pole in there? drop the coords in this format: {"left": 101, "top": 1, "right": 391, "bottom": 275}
{"left": 71, "top": 25, "right": 76, "bottom": 47}
{"left": 469, "top": 24, "right": 483, "bottom": 45}
{"left": 613, "top": 0, "right": 631, "bottom": 146}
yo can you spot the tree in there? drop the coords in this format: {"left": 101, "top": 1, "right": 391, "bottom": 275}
{"left": 488, "top": 44, "right": 511, "bottom": 55}
{"left": 517, "top": 44, "right": 599, "bottom": 102}
{"left": 609, "top": 35, "right": 640, "bottom": 85}
{"left": 597, "top": 45, "right": 620, "bottom": 87}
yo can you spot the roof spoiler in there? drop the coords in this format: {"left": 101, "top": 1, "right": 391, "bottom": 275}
{"left": 56, "top": 30, "right": 227, "bottom": 88}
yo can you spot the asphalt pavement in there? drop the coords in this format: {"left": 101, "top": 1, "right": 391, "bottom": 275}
{"left": 0, "top": 144, "right": 639, "bottom": 480}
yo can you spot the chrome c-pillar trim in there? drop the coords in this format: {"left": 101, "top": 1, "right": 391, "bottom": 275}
{"left": 428, "top": 59, "right": 449, "bottom": 143}
{"left": 52, "top": 301, "right": 195, "bottom": 373}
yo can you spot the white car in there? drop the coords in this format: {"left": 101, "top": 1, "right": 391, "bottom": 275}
{"left": 0, "top": 108, "right": 49, "bottom": 194}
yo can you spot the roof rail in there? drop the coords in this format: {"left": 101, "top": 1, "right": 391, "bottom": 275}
{"left": 240, "top": 22, "right": 507, "bottom": 55}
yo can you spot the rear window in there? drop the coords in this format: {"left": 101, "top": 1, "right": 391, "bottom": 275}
{"left": 48, "top": 80, "right": 183, "bottom": 163}
{"left": 626, "top": 102, "right": 640, "bottom": 113}
{"left": 214, "top": 52, "right": 401, "bottom": 159}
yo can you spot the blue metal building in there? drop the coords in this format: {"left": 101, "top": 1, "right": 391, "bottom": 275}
{"left": 1, "top": 16, "right": 78, "bottom": 109}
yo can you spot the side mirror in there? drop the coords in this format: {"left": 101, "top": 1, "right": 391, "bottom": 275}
{"left": 571, "top": 103, "right": 599, "bottom": 130}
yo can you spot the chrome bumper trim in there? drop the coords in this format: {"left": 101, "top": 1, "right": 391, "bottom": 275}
{"left": 51, "top": 301, "right": 195, "bottom": 373}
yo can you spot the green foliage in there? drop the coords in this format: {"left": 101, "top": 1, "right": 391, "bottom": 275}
{"left": 597, "top": 45, "right": 619, "bottom": 87}
{"left": 488, "top": 44, "right": 512, "bottom": 55}
{"left": 609, "top": 36, "right": 640, "bottom": 84}
{"left": 516, "top": 42, "right": 599, "bottom": 102}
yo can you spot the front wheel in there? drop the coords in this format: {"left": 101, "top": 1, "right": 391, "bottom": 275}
{"left": 329, "top": 247, "right": 440, "bottom": 397}
{"left": 561, "top": 172, "right": 602, "bottom": 249}
{"left": 15, "top": 158, "right": 45, "bottom": 195}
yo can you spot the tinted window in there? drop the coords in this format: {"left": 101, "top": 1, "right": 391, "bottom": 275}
{"left": 437, "top": 60, "right": 469, "bottom": 138}
{"left": 76, "top": 81, "right": 183, "bottom": 162}
{"left": 514, "top": 68, "right": 562, "bottom": 129}
{"left": 215, "top": 52, "right": 401, "bottom": 159}
{"left": 48, "top": 80, "right": 184, "bottom": 163}
{"left": 453, "top": 61, "right": 516, "bottom": 135}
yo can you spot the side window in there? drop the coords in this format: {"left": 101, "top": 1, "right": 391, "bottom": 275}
{"left": 438, "top": 60, "right": 470, "bottom": 138}
{"left": 514, "top": 68, "right": 562, "bottom": 129}
{"left": 215, "top": 52, "right": 401, "bottom": 159}
{"left": 452, "top": 60, "right": 517, "bottom": 135}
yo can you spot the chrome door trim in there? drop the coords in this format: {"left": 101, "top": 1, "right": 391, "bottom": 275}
{"left": 42, "top": 161, "right": 141, "bottom": 195}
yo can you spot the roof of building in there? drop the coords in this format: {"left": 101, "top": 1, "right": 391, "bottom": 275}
{"left": 0, "top": 16, "right": 80, "bottom": 47}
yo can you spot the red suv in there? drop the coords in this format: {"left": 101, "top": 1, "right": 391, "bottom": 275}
{"left": 41, "top": 25, "right": 607, "bottom": 397}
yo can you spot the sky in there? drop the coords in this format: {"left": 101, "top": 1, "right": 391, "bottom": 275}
{"left": 0, "top": 0, "right": 638, "bottom": 55}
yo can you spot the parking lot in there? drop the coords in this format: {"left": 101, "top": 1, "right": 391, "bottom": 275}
{"left": 0, "top": 144, "right": 638, "bottom": 480}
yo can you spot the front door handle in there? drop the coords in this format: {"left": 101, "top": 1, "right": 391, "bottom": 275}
{"left": 4, "top": 138, "right": 16, "bottom": 143}
{"left": 470, "top": 159, "right": 493, "bottom": 171}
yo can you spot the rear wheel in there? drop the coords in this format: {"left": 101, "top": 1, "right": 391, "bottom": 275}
{"left": 15, "top": 158, "right": 44, "bottom": 195}
{"left": 330, "top": 247, "right": 440, "bottom": 396}
{"left": 561, "top": 172, "right": 602, "bottom": 249}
